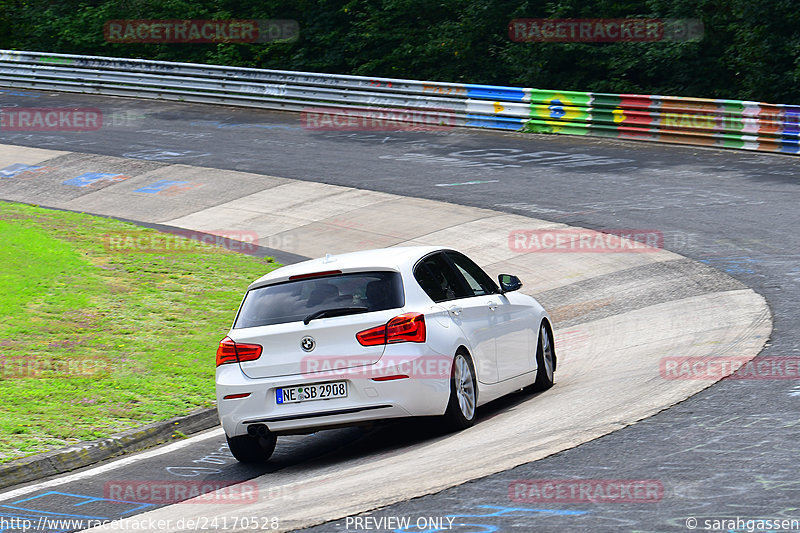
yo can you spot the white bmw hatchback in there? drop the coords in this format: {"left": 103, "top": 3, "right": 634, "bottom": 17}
{"left": 216, "top": 246, "right": 556, "bottom": 462}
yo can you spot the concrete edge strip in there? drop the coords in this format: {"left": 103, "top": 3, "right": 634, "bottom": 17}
{"left": 0, "top": 408, "right": 218, "bottom": 491}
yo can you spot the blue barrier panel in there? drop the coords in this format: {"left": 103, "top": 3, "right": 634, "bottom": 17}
{"left": 780, "top": 106, "right": 800, "bottom": 153}
{"left": 466, "top": 84, "right": 527, "bottom": 102}
{"left": 465, "top": 114, "right": 526, "bottom": 130}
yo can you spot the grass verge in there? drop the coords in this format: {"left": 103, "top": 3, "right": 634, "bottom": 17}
{"left": 0, "top": 201, "right": 281, "bottom": 463}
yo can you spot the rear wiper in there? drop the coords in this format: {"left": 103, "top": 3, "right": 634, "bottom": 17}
{"left": 303, "top": 306, "right": 369, "bottom": 325}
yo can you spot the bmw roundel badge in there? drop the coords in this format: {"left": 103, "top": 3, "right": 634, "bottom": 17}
{"left": 301, "top": 336, "right": 316, "bottom": 352}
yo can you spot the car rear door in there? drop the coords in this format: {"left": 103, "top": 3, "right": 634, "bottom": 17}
{"left": 413, "top": 252, "right": 500, "bottom": 384}
{"left": 446, "top": 251, "right": 533, "bottom": 381}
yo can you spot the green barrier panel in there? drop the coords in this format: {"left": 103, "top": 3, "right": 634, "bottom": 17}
{"left": 529, "top": 89, "right": 592, "bottom": 134}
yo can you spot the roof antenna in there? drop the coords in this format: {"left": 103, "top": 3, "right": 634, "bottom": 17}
{"left": 323, "top": 253, "right": 335, "bottom": 264}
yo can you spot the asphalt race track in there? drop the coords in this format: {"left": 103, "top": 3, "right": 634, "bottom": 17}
{"left": 1, "top": 89, "right": 799, "bottom": 532}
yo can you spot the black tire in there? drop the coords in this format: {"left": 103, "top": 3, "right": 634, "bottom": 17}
{"left": 226, "top": 433, "right": 277, "bottom": 463}
{"left": 442, "top": 351, "right": 478, "bottom": 431}
{"left": 529, "top": 322, "right": 556, "bottom": 392}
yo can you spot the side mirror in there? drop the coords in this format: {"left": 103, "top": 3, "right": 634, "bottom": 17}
{"left": 498, "top": 274, "right": 522, "bottom": 293}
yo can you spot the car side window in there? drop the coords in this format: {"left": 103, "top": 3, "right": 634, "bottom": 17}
{"left": 414, "top": 253, "right": 471, "bottom": 303}
{"left": 445, "top": 251, "right": 499, "bottom": 296}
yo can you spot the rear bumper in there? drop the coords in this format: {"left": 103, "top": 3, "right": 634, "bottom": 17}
{"left": 216, "top": 347, "right": 452, "bottom": 436}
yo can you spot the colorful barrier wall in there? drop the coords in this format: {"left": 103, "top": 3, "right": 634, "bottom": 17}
{"left": 0, "top": 50, "right": 797, "bottom": 154}
{"left": 523, "top": 90, "right": 799, "bottom": 154}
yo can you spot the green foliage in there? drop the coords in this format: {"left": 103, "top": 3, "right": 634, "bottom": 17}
{"left": 1, "top": 0, "right": 798, "bottom": 102}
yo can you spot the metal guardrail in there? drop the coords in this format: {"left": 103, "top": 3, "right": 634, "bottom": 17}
{"left": 1, "top": 50, "right": 797, "bottom": 153}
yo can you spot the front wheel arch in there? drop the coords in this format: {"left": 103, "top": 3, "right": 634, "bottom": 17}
{"left": 527, "top": 318, "right": 556, "bottom": 392}
{"left": 540, "top": 318, "right": 557, "bottom": 373}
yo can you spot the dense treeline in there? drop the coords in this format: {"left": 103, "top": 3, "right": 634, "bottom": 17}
{"left": 1, "top": 0, "right": 798, "bottom": 103}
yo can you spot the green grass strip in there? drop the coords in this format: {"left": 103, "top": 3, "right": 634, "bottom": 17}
{"left": 0, "top": 201, "right": 281, "bottom": 463}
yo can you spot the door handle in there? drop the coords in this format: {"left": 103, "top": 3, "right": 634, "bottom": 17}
{"left": 488, "top": 301, "right": 498, "bottom": 311}
{"left": 448, "top": 305, "right": 462, "bottom": 317}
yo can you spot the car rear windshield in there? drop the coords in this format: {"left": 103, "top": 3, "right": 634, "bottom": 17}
{"left": 234, "top": 271, "right": 405, "bottom": 328}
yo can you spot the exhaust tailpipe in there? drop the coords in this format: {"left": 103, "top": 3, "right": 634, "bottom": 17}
{"left": 247, "top": 424, "right": 270, "bottom": 438}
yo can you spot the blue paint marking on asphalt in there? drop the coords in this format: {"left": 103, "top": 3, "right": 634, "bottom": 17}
{"left": 699, "top": 256, "right": 760, "bottom": 274}
{"left": 451, "top": 504, "right": 588, "bottom": 517}
{"left": 394, "top": 504, "right": 589, "bottom": 533}
{"left": 63, "top": 172, "right": 128, "bottom": 187}
{"left": 408, "top": 524, "right": 499, "bottom": 533}
{"left": 134, "top": 179, "right": 189, "bottom": 194}
{"left": 0, "top": 163, "right": 43, "bottom": 177}
{"left": 0, "top": 491, "right": 154, "bottom": 520}
{"left": 0, "top": 90, "right": 41, "bottom": 98}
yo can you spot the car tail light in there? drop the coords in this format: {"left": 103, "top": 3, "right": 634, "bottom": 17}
{"left": 216, "top": 337, "right": 263, "bottom": 366}
{"left": 386, "top": 313, "right": 426, "bottom": 343}
{"left": 216, "top": 337, "right": 238, "bottom": 366}
{"left": 355, "top": 324, "right": 387, "bottom": 346}
{"left": 356, "top": 313, "right": 426, "bottom": 346}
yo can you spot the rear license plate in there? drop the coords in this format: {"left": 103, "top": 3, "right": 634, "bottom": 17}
{"left": 276, "top": 381, "right": 348, "bottom": 404}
